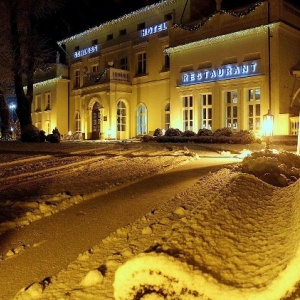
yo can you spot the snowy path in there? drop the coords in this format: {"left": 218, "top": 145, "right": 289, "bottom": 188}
{"left": 0, "top": 156, "right": 238, "bottom": 300}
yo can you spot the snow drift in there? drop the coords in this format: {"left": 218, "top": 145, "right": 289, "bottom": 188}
{"left": 114, "top": 173, "right": 300, "bottom": 300}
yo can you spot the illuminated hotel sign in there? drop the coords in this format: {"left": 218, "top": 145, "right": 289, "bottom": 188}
{"left": 73, "top": 45, "right": 99, "bottom": 59}
{"left": 181, "top": 61, "right": 259, "bottom": 85}
{"left": 140, "top": 22, "right": 167, "bottom": 37}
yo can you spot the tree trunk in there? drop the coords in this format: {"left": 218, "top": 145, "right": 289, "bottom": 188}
{"left": 9, "top": 0, "right": 33, "bottom": 130}
{"left": 0, "top": 91, "right": 10, "bottom": 138}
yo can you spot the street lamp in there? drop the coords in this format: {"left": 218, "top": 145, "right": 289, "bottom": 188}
{"left": 262, "top": 110, "right": 274, "bottom": 150}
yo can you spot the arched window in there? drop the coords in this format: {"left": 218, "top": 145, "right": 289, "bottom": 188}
{"left": 164, "top": 103, "right": 170, "bottom": 130}
{"left": 92, "top": 103, "right": 100, "bottom": 132}
{"left": 137, "top": 103, "right": 147, "bottom": 135}
{"left": 75, "top": 111, "right": 81, "bottom": 132}
{"left": 117, "top": 101, "right": 126, "bottom": 132}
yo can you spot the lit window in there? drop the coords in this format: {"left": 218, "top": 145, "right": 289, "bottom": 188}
{"left": 165, "top": 103, "right": 170, "bottom": 130}
{"left": 182, "top": 96, "right": 194, "bottom": 131}
{"left": 75, "top": 111, "right": 81, "bottom": 132}
{"left": 247, "top": 88, "right": 261, "bottom": 131}
{"left": 137, "top": 103, "right": 147, "bottom": 135}
{"left": 225, "top": 90, "right": 238, "bottom": 130}
{"left": 117, "top": 101, "right": 127, "bottom": 132}
{"left": 200, "top": 94, "right": 212, "bottom": 130}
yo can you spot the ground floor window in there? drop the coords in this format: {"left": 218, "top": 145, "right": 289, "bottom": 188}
{"left": 117, "top": 100, "right": 127, "bottom": 132}
{"left": 45, "top": 121, "right": 50, "bottom": 134}
{"left": 225, "top": 90, "right": 238, "bottom": 130}
{"left": 165, "top": 103, "right": 170, "bottom": 130}
{"left": 182, "top": 96, "right": 193, "bottom": 131}
{"left": 200, "top": 93, "right": 212, "bottom": 130}
{"left": 137, "top": 103, "right": 147, "bottom": 135}
{"left": 75, "top": 111, "right": 81, "bottom": 132}
{"left": 246, "top": 88, "right": 261, "bottom": 131}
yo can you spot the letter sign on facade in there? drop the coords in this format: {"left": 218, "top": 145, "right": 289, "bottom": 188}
{"left": 181, "top": 61, "right": 260, "bottom": 85}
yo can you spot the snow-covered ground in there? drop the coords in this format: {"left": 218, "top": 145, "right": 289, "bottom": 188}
{"left": 1, "top": 140, "right": 300, "bottom": 299}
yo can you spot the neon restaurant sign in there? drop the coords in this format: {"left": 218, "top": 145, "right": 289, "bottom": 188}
{"left": 140, "top": 22, "right": 168, "bottom": 37}
{"left": 181, "top": 61, "right": 259, "bottom": 85}
{"left": 73, "top": 45, "right": 99, "bottom": 59}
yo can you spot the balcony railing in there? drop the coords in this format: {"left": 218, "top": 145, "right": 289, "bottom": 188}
{"left": 83, "top": 67, "right": 131, "bottom": 87}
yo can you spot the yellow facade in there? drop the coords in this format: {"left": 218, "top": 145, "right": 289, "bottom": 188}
{"left": 31, "top": 64, "right": 69, "bottom": 135}
{"left": 33, "top": 0, "right": 300, "bottom": 139}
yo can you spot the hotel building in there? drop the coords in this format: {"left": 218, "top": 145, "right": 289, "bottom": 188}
{"left": 31, "top": 0, "right": 300, "bottom": 140}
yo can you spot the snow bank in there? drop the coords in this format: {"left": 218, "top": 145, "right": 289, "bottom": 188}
{"left": 114, "top": 174, "right": 300, "bottom": 300}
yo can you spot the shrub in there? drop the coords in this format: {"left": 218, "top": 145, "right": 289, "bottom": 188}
{"left": 213, "top": 127, "right": 232, "bottom": 137}
{"left": 21, "top": 125, "right": 46, "bottom": 142}
{"left": 197, "top": 128, "right": 213, "bottom": 136}
{"left": 140, "top": 135, "right": 155, "bottom": 142}
{"left": 165, "top": 128, "right": 182, "bottom": 137}
{"left": 227, "top": 130, "right": 257, "bottom": 144}
{"left": 182, "top": 130, "right": 196, "bottom": 137}
{"left": 46, "top": 134, "right": 60, "bottom": 143}
{"left": 153, "top": 128, "right": 163, "bottom": 136}
{"left": 238, "top": 150, "right": 300, "bottom": 187}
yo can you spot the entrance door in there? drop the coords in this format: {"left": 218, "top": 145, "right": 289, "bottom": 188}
{"left": 92, "top": 102, "right": 100, "bottom": 139}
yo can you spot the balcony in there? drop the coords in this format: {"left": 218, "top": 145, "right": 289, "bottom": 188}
{"left": 82, "top": 67, "right": 131, "bottom": 88}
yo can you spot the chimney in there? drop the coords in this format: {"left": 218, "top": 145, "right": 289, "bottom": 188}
{"left": 215, "top": 0, "right": 222, "bottom": 11}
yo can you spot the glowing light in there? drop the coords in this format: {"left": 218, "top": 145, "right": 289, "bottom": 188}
{"left": 167, "top": 24, "right": 276, "bottom": 55}
{"left": 181, "top": 61, "right": 259, "bottom": 85}
{"left": 262, "top": 111, "right": 274, "bottom": 136}
{"left": 73, "top": 45, "right": 99, "bottom": 59}
{"left": 58, "top": 0, "right": 173, "bottom": 45}
{"left": 140, "top": 22, "right": 167, "bottom": 37}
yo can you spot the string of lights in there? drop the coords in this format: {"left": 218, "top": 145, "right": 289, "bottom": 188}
{"left": 84, "top": 68, "right": 108, "bottom": 83}
{"left": 174, "top": 0, "right": 265, "bottom": 31}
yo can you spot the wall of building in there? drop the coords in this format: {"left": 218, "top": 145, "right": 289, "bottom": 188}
{"left": 31, "top": 0, "right": 300, "bottom": 139}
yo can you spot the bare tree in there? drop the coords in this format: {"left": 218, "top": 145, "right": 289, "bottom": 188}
{"left": 0, "top": 0, "right": 61, "bottom": 142}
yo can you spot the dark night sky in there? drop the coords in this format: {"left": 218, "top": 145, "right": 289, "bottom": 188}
{"left": 43, "top": 0, "right": 300, "bottom": 42}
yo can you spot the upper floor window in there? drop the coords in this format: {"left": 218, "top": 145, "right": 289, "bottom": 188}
{"left": 137, "top": 52, "right": 147, "bottom": 75}
{"left": 92, "top": 64, "right": 99, "bottom": 72}
{"left": 163, "top": 51, "right": 170, "bottom": 70}
{"left": 119, "top": 29, "right": 126, "bottom": 36}
{"left": 120, "top": 57, "right": 128, "bottom": 70}
{"left": 35, "top": 94, "right": 42, "bottom": 112}
{"left": 107, "top": 33, "right": 113, "bottom": 41}
{"left": 45, "top": 92, "right": 51, "bottom": 110}
{"left": 137, "top": 22, "right": 145, "bottom": 31}
{"left": 75, "top": 70, "right": 80, "bottom": 88}
{"left": 164, "top": 13, "right": 173, "bottom": 21}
